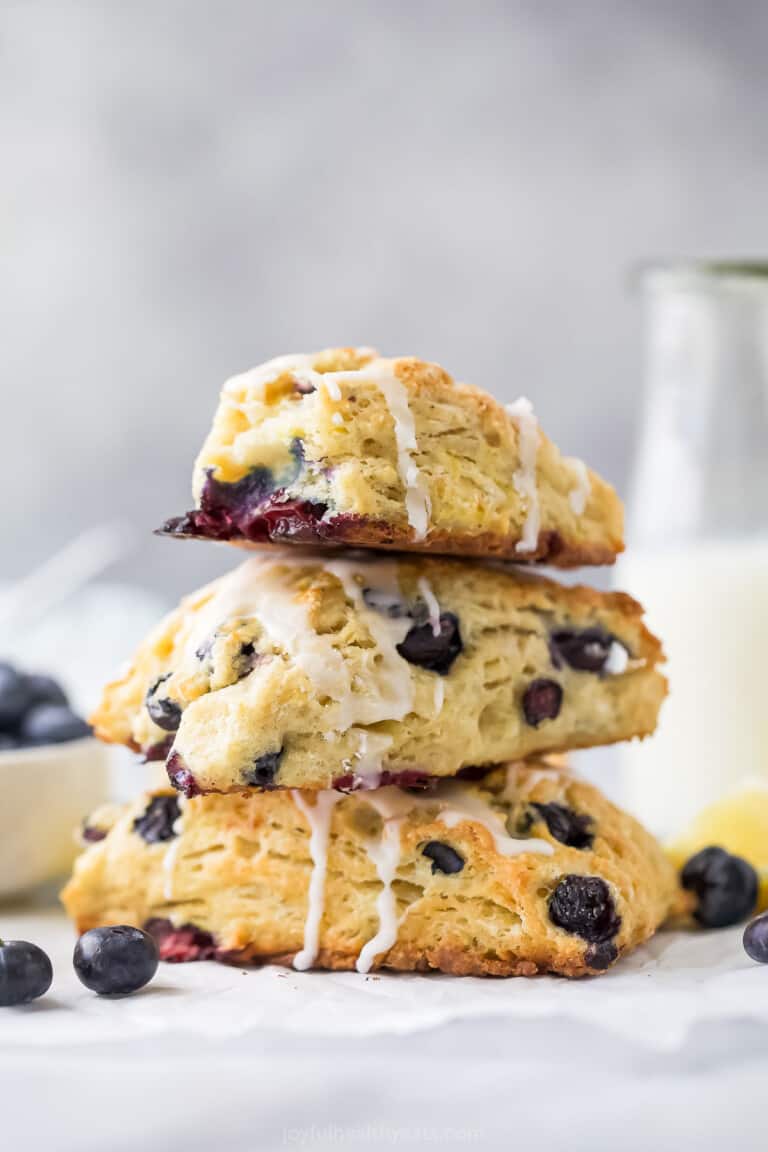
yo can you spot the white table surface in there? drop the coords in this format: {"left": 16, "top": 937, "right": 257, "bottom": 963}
{"left": 1, "top": 902, "right": 766, "bottom": 1152}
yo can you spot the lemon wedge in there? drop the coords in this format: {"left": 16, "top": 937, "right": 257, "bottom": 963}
{"left": 667, "top": 786, "right": 768, "bottom": 911}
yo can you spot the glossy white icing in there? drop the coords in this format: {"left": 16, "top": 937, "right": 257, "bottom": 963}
{"left": 565, "top": 456, "right": 591, "bottom": 516}
{"left": 417, "top": 576, "right": 441, "bottom": 637}
{"left": 356, "top": 811, "right": 404, "bottom": 974}
{"left": 292, "top": 790, "right": 342, "bottom": 971}
{"left": 506, "top": 397, "right": 540, "bottom": 552}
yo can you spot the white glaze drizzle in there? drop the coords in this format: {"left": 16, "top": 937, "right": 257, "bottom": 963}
{"left": 292, "top": 790, "right": 342, "bottom": 971}
{"left": 434, "top": 782, "right": 554, "bottom": 858}
{"left": 506, "top": 397, "right": 540, "bottom": 553}
{"left": 604, "top": 640, "right": 630, "bottom": 675}
{"left": 565, "top": 456, "right": 591, "bottom": 516}
{"left": 352, "top": 778, "right": 554, "bottom": 972}
{"left": 222, "top": 348, "right": 376, "bottom": 406}
{"left": 367, "top": 368, "right": 431, "bottom": 540}
{"left": 356, "top": 812, "right": 405, "bottom": 974}
{"left": 342, "top": 729, "right": 394, "bottom": 789}
{"left": 223, "top": 353, "right": 430, "bottom": 540}
{"left": 185, "top": 556, "right": 414, "bottom": 740}
{"left": 417, "top": 576, "right": 441, "bottom": 637}
{"left": 161, "top": 797, "right": 187, "bottom": 901}
{"left": 432, "top": 677, "right": 445, "bottom": 715}
{"left": 331, "top": 411, "right": 345, "bottom": 426}
{"left": 322, "top": 557, "right": 414, "bottom": 731}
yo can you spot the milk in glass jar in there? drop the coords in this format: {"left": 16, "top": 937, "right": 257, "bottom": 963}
{"left": 618, "top": 263, "right": 768, "bottom": 837}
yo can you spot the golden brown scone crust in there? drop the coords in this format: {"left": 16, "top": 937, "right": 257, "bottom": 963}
{"left": 62, "top": 762, "right": 678, "bottom": 978}
{"left": 158, "top": 348, "right": 623, "bottom": 566}
{"left": 90, "top": 552, "right": 666, "bottom": 794}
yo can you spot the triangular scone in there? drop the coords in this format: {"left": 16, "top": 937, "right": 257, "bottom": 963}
{"left": 62, "top": 762, "right": 678, "bottom": 978}
{"left": 159, "top": 348, "right": 623, "bottom": 565}
{"left": 90, "top": 552, "right": 665, "bottom": 795}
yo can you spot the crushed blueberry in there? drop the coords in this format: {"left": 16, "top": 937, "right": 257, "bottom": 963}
{"left": 332, "top": 768, "right": 437, "bottom": 792}
{"left": 681, "top": 846, "right": 758, "bottom": 928}
{"left": 422, "top": 841, "right": 465, "bottom": 874}
{"left": 73, "top": 926, "right": 158, "bottom": 995}
{"left": 145, "top": 675, "right": 182, "bottom": 733}
{"left": 144, "top": 918, "right": 217, "bottom": 962}
{"left": 144, "top": 735, "right": 174, "bottom": 763}
{"left": 522, "top": 679, "right": 563, "bottom": 726}
{"left": 0, "top": 939, "right": 53, "bottom": 1006}
{"left": 397, "top": 613, "right": 462, "bottom": 675}
{"left": 548, "top": 875, "right": 621, "bottom": 942}
{"left": 133, "top": 795, "right": 181, "bottom": 844}
{"left": 242, "top": 748, "right": 284, "bottom": 788}
{"left": 166, "top": 753, "right": 201, "bottom": 798}
{"left": 743, "top": 912, "right": 768, "bottom": 963}
{"left": 531, "top": 802, "right": 594, "bottom": 849}
{"left": 585, "top": 941, "right": 618, "bottom": 970}
{"left": 549, "top": 628, "right": 615, "bottom": 673}
{"left": 158, "top": 440, "right": 317, "bottom": 543}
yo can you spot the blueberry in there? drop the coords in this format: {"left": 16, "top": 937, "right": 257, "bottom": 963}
{"left": 531, "top": 802, "right": 594, "bottom": 849}
{"left": 549, "top": 628, "right": 614, "bottom": 673}
{"left": 743, "top": 912, "right": 768, "bottom": 963}
{"left": 81, "top": 824, "right": 108, "bottom": 843}
{"left": 132, "top": 795, "right": 180, "bottom": 844}
{"left": 26, "top": 674, "right": 68, "bottom": 709}
{"left": 0, "top": 733, "right": 19, "bottom": 751}
{"left": 681, "top": 846, "right": 758, "bottom": 928}
{"left": 73, "top": 926, "right": 159, "bottom": 995}
{"left": 0, "top": 939, "right": 53, "bottom": 1006}
{"left": 421, "top": 841, "right": 465, "bottom": 874}
{"left": 585, "top": 941, "right": 618, "bottom": 970}
{"left": 166, "top": 753, "right": 201, "bottom": 798}
{"left": 548, "top": 875, "right": 621, "bottom": 942}
{"left": 396, "top": 613, "right": 462, "bottom": 675}
{"left": 145, "top": 675, "right": 182, "bottom": 732}
{"left": 242, "top": 748, "right": 283, "bottom": 788}
{"left": 0, "top": 663, "right": 34, "bottom": 729}
{"left": 522, "top": 679, "right": 563, "bottom": 726}
{"left": 19, "top": 704, "right": 91, "bottom": 746}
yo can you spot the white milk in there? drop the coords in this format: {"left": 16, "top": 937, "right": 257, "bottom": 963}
{"left": 617, "top": 539, "right": 768, "bottom": 837}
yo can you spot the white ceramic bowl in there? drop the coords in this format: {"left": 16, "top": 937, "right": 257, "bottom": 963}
{"left": 0, "top": 737, "right": 110, "bottom": 898}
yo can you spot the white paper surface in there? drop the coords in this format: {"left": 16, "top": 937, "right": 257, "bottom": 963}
{"left": 1, "top": 909, "right": 765, "bottom": 1052}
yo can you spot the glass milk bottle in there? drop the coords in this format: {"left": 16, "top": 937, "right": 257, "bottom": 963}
{"left": 618, "top": 263, "right": 768, "bottom": 838}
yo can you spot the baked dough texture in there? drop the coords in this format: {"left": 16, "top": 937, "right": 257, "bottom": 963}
{"left": 158, "top": 348, "right": 623, "bottom": 566}
{"left": 90, "top": 552, "right": 666, "bottom": 794}
{"left": 62, "top": 762, "right": 678, "bottom": 978}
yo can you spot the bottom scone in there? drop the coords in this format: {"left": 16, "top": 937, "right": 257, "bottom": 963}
{"left": 61, "top": 762, "right": 677, "bottom": 978}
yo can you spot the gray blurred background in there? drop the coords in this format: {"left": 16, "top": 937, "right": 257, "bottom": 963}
{"left": 3, "top": 0, "right": 768, "bottom": 598}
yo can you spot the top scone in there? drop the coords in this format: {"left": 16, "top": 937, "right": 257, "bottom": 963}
{"left": 159, "top": 348, "right": 623, "bottom": 565}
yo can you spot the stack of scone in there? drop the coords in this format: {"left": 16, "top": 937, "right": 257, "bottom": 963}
{"left": 63, "top": 349, "right": 677, "bottom": 977}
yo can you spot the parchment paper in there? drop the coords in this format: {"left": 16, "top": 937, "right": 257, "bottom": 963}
{"left": 1, "top": 909, "right": 764, "bottom": 1052}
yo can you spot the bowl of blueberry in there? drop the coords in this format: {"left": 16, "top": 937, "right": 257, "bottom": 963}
{"left": 0, "top": 660, "right": 110, "bottom": 898}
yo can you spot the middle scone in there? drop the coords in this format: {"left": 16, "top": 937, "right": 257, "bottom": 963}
{"left": 93, "top": 551, "right": 666, "bottom": 795}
